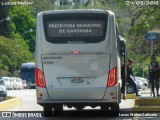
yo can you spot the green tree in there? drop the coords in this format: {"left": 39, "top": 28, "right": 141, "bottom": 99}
{"left": 30, "top": 0, "right": 55, "bottom": 16}
{"left": 9, "top": 5, "right": 36, "bottom": 52}
{"left": 126, "top": 3, "right": 160, "bottom": 59}
{"left": 120, "top": 0, "right": 160, "bottom": 76}
{"left": 0, "top": 36, "right": 33, "bottom": 76}
{"left": 0, "top": 0, "right": 12, "bottom": 37}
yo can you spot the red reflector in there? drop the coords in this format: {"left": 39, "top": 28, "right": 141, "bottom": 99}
{"left": 71, "top": 51, "right": 80, "bottom": 54}
{"left": 110, "top": 92, "right": 114, "bottom": 96}
{"left": 40, "top": 93, "right": 43, "bottom": 97}
{"left": 107, "top": 67, "right": 117, "bottom": 87}
{"left": 36, "top": 68, "right": 46, "bottom": 88}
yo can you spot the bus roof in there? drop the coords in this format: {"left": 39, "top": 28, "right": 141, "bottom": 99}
{"left": 38, "top": 9, "right": 114, "bottom": 16}
{"left": 21, "top": 62, "right": 35, "bottom": 68}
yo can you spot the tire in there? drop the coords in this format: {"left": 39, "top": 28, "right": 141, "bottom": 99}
{"left": 43, "top": 106, "right": 53, "bottom": 117}
{"left": 101, "top": 105, "right": 109, "bottom": 111}
{"left": 127, "top": 85, "right": 135, "bottom": 94}
{"left": 101, "top": 104, "right": 119, "bottom": 111}
{"left": 110, "top": 103, "right": 119, "bottom": 117}
{"left": 110, "top": 103, "right": 119, "bottom": 111}
{"left": 54, "top": 105, "right": 63, "bottom": 117}
{"left": 101, "top": 104, "right": 119, "bottom": 117}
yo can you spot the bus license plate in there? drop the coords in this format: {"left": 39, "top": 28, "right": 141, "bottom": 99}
{"left": 71, "top": 77, "right": 84, "bottom": 83}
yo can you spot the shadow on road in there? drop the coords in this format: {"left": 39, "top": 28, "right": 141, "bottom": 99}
{"left": 53, "top": 110, "right": 120, "bottom": 117}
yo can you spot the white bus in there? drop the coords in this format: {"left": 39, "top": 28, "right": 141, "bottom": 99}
{"left": 35, "top": 9, "right": 126, "bottom": 116}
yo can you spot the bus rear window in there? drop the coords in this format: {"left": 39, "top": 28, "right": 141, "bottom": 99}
{"left": 43, "top": 13, "right": 108, "bottom": 43}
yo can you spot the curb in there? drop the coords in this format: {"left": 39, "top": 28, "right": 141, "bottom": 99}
{"left": 134, "top": 105, "right": 160, "bottom": 111}
{"left": 121, "top": 94, "right": 137, "bottom": 99}
{"left": 126, "top": 94, "right": 137, "bottom": 99}
{"left": 134, "top": 97, "right": 160, "bottom": 111}
{"left": 0, "top": 96, "right": 22, "bottom": 111}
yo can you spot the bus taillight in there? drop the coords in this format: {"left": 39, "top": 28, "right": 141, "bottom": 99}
{"left": 107, "top": 67, "right": 117, "bottom": 87}
{"left": 36, "top": 68, "right": 46, "bottom": 88}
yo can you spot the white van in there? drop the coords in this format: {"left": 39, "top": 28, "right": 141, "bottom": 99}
{"left": 16, "top": 78, "right": 23, "bottom": 90}
{"left": 10, "top": 77, "right": 18, "bottom": 90}
{"left": 35, "top": 9, "right": 126, "bottom": 116}
{"left": 2, "top": 77, "right": 11, "bottom": 90}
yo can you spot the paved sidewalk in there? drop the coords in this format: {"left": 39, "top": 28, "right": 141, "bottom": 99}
{"left": 140, "top": 88, "right": 160, "bottom": 97}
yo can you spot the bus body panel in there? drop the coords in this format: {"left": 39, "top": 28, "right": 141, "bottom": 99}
{"left": 35, "top": 10, "right": 121, "bottom": 108}
{"left": 42, "top": 54, "right": 110, "bottom": 100}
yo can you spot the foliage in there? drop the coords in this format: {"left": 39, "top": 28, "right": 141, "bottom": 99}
{"left": 30, "top": 0, "right": 55, "bottom": 16}
{"left": 0, "top": 0, "right": 12, "bottom": 37}
{"left": 1, "top": 0, "right": 160, "bottom": 77}
{"left": 125, "top": 2, "right": 160, "bottom": 56}
{"left": 9, "top": 5, "right": 36, "bottom": 52}
{"left": 0, "top": 36, "right": 34, "bottom": 76}
{"left": 83, "top": 0, "right": 160, "bottom": 76}
{"left": 124, "top": 1, "right": 160, "bottom": 77}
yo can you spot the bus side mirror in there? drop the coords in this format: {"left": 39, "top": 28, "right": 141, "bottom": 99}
{"left": 120, "top": 41, "right": 125, "bottom": 57}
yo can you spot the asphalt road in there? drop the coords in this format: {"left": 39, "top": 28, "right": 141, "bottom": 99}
{"left": 3, "top": 89, "right": 134, "bottom": 119}
{"left": 7, "top": 89, "right": 134, "bottom": 111}
{"left": 2, "top": 89, "right": 159, "bottom": 119}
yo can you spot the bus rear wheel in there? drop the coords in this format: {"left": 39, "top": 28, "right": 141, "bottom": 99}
{"left": 43, "top": 106, "right": 53, "bottom": 117}
{"left": 110, "top": 103, "right": 120, "bottom": 111}
{"left": 54, "top": 105, "right": 63, "bottom": 116}
{"left": 110, "top": 103, "right": 119, "bottom": 116}
{"left": 101, "top": 103, "right": 119, "bottom": 117}
{"left": 101, "top": 105, "right": 109, "bottom": 111}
